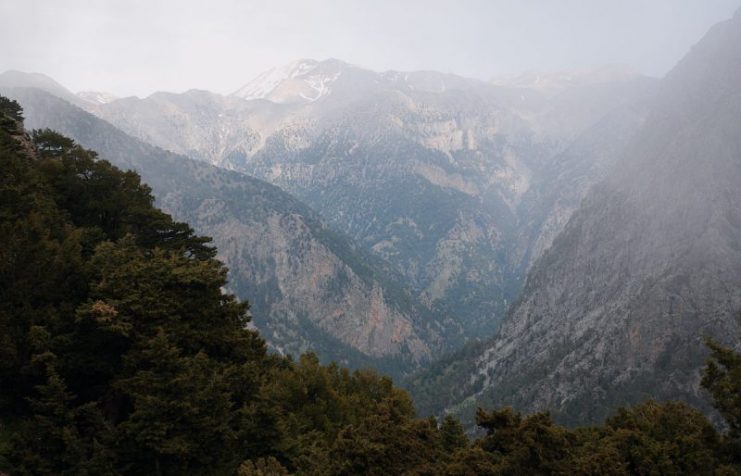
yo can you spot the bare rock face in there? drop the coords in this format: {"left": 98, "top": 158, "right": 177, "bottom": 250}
{"left": 75, "top": 61, "right": 654, "bottom": 338}
{"left": 174, "top": 202, "right": 439, "bottom": 363}
{"left": 5, "top": 87, "right": 452, "bottom": 378}
{"left": 414, "top": 10, "right": 741, "bottom": 425}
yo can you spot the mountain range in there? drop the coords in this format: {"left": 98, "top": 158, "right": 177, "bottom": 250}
{"left": 68, "top": 58, "right": 656, "bottom": 339}
{"left": 2, "top": 8, "right": 739, "bottom": 425}
{"left": 0, "top": 60, "right": 654, "bottom": 361}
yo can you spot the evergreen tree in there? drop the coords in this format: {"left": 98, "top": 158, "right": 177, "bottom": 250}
{"left": 439, "top": 414, "right": 468, "bottom": 453}
{"left": 702, "top": 337, "right": 741, "bottom": 467}
{"left": 475, "top": 407, "right": 575, "bottom": 474}
{"left": 12, "top": 350, "right": 116, "bottom": 475}
{"left": 604, "top": 400, "right": 720, "bottom": 475}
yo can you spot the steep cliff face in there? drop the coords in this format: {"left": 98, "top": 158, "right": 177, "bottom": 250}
{"left": 244, "top": 91, "right": 533, "bottom": 336}
{"left": 5, "top": 87, "right": 454, "bottom": 377}
{"left": 514, "top": 100, "right": 652, "bottom": 271}
{"left": 72, "top": 62, "right": 655, "bottom": 337}
{"left": 414, "top": 10, "right": 741, "bottom": 424}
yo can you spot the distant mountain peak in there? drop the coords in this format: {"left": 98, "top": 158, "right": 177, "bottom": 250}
{"left": 0, "top": 70, "right": 90, "bottom": 107}
{"left": 231, "top": 58, "right": 358, "bottom": 104}
{"left": 76, "top": 90, "right": 119, "bottom": 105}
{"left": 0, "top": 70, "right": 69, "bottom": 95}
{"left": 0, "top": 69, "right": 61, "bottom": 85}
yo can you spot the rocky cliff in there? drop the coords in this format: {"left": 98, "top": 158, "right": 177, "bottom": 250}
{"left": 412, "top": 9, "right": 741, "bottom": 425}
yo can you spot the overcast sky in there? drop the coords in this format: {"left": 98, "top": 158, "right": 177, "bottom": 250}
{"left": 2, "top": 0, "right": 740, "bottom": 97}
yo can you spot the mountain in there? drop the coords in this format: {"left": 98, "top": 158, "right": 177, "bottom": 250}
{"left": 0, "top": 70, "right": 88, "bottom": 108}
{"left": 490, "top": 64, "right": 642, "bottom": 92}
{"left": 411, "top": 9, "right": 741, "bottom": 425}
{"left": 513, "top": 99, "right": 652, "bottom": 270}
{"left": 232, "top": 58, "right": 351, "bottom": 104}
{"left": 76, "top": 88, "right": 270, "bottom": 167}
{"left": 2, "top": 86, "right": 456, "bottom": 377}
{"left": 76, "top": 90, "right": 119, "bottom": 104}
{"left": 4, "top": 92, "right": 738, "bottom": 476}
{"left": 66, "top": 60, "right": 656, "bottom": 338}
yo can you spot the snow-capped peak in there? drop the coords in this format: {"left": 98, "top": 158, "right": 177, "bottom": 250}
{"left": 77, "top": 90, "right": 119, "bottom": 104}
{"left": 231, "top": 59, "right": 348, "bottom": 104}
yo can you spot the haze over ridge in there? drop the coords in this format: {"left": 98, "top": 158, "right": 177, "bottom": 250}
{"left": 2, "top": 0, "right": 740, "bottom": 97}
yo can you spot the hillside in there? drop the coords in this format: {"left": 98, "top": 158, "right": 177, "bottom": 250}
{"left": 412, "top": 8, "right": 741, "bottom": 426}
{"left": 67, "top": 62, "right": 656, "bottom": 337}
{"left": 2, "top": 87, "right": 458, "bottom": 377}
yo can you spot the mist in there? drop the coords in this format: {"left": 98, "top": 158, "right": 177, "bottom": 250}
{"left": 2, "top": 0, "right": 740, "bottom": 97}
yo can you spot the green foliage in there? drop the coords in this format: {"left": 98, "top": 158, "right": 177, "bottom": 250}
{"left": 475, "top": 408, "right": 575, "bottom": 474}
{"left": 454, "top": 400, "right": 733, "bottom": 475}
{"left": 238, "top": 457, "right": 290, "bottom": 476}
{"left": 604, "top": 400, "right": 720, "bottom": 475}
{"left": 0, "top": 102, "right": 268, "bottom": 475}
{"left": 0, "top": 96, "right": 23, "bottom": 124}
{"left": 702, "top": 337, "right": 741, "bottom": 467}
{"left": 327, "top": 405, "right": 442, "bottom": 475}
{"left": 12, "top": 359, "right": 118, "bottom": 476}
{"left": 440, "top": 414, "right": 468, "bottom": 453}
{"left": 703, "top": 338, "right": 741, "bottom": 437}
{"left": 32, "top": 129, "right": 215, "bottom": 259}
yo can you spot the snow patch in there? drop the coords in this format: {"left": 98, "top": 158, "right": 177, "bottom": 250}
{"left": 76, "top": 91, "right": 119, "bottom": 104}
{"left": 232, "top": 59, "right": 344, "bottom": 103}
{"left": 232, "top": 59, "right": 319, "bottom": 100}
{"left": 299, "top": 71, "right": 342, "bottom": 102}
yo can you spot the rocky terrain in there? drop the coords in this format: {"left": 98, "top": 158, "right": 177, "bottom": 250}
{"left": 411, "top": 8, "right": 741, "bottom": 425}
{"left": 58, "top": 61, "right": 657, "bottom": 337}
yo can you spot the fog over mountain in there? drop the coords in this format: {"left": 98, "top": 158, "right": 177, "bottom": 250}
{"left": 3, "top": 2, "right": 741, "bottom": 474}
{"left": 411, "top": 7, "right": 741, "bottom": 426}
{"left": 3, "top": 2, "right": 739, "bottom": 412}
{"left": 2, "top": 1, "right": 740, "bottom": 96}
{"left": 93, "top": 59, "right": 657, "bottom": 338}
{"left": 0, "top": 59, "right": 655, "bottom": 365}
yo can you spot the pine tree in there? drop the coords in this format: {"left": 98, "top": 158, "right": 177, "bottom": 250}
{"left": 12, "top": 355, "right": 117, "bottom": 475}
{"left": 702, "top": 337, "right": 741, "bottom": 467}
{"left": 440, "top": 414, "right": 468, "bottom": 453}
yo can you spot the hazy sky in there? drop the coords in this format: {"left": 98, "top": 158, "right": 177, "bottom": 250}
{"left": 2, "top": 0, "right": 740, "bottom": 97}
